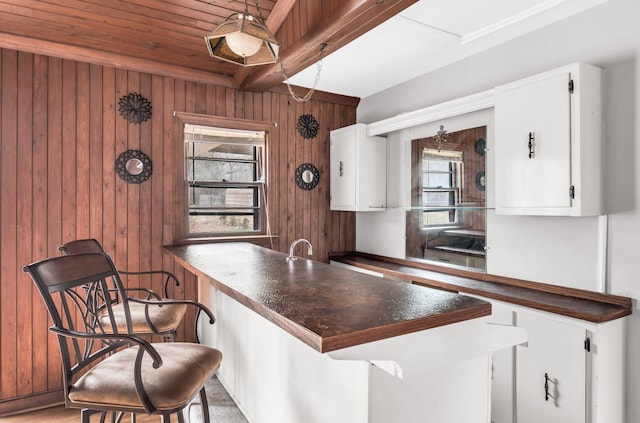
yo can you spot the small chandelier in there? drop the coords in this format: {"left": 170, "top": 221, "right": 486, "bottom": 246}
{"left": 434, "top": 125, "right": 449, "bottom": 151}
{"left": 205, "top": 0, "right": 279, "bottom": 66}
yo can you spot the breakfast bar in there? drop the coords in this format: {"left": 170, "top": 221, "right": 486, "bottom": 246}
{"left": 164, "top": 242, "right": 527, "bottom": 423}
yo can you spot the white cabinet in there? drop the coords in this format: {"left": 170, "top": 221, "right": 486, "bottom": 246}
{"left": 516, "top": 312, "right": 587, "bottom": 423}
{"left": 494, "top": 63, "right": 602, "bottom": 216}
{"left": 330, "top": 123, "right": 386, "bottom": 211}
{"left": 479, "top": 298, "right": 625, "bottom": 423}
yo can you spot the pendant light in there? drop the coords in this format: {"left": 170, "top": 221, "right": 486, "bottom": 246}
{"left": 205, "top": 0, "right": 279, "bottom": 67}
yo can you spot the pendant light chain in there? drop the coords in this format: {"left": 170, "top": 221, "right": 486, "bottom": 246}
{"left": 247, "top": 0, "right": 325, "bottom": 102}
{"left": 280, "top": 43, "right": 326, "bottom": 102}
{"left": 253, "top": 0, "right": 266, "bottom": 20}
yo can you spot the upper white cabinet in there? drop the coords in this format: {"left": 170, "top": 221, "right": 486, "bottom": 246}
{"left": 494, "top": 62, "right": 602, "bottom": 216}
{"left": 330, "top": 123, "right": 386, "bottom": 211}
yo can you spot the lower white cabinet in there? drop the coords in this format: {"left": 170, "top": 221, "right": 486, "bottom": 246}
{"left": 516, "top": 312, "right": 587, "bottom": 423}
{"left": 482, "top": 299, "right": 625, "bottom": 423}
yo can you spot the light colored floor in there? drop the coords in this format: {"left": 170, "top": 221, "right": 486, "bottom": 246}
{"left": 0, "top": 376, "right": 247, "bottom": 423}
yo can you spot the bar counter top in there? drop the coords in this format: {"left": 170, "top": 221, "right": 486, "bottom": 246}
{"left": 163, "top": 242, "right": 491, "bottom": 353}
{"left": 329, "top": 251, "right": 632, "bottom": 323}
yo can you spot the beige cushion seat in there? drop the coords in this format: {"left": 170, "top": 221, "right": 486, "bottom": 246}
{"left": 69, "top": 343, "right": 222, "bottom": 411}
{"left": 99, "top": 302, "right": 188, "bottom": 334}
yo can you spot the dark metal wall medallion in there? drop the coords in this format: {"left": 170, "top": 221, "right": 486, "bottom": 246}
{"left": 116, "top": 150, "right": 152, "bottom": 184}
{"left": 296, "top": 114, "right": 320, "bottom": 139}
{"left": 475, "top": 138, "right": 486, "bottom": 156}
{"left": 295, "top": 163, "right": 320, "bottom": 190}
{"left": 118, "top": 92, "right": 152, "bottom": 124}
{"left": 475, "top": 171, "right": 486, "bottom": 191}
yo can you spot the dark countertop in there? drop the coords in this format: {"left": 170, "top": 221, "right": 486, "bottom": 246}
{"left": 163, "top": 242, "right": 491, "bottom": 353}
{"left": 330, "top": 252, "right": 632, "bottom": 323}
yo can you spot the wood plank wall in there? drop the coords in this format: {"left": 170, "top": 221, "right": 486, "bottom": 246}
{"left": 0, "top": 47, "right": 356, "bottom": 413}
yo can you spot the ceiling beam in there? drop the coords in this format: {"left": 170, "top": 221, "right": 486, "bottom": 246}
{"left": 239, "top": 0, "right": 418, "bottom": 93}
{"left": 0, "top": 32, "right": 236, "bottom": 88}
{"left": 233, "top": 0, "right": 298, "bottom": 88}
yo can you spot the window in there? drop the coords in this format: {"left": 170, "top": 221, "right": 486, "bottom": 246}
{"left": 184, "top": 124, "right": 266, "bottom": 236}
{"left": 421, "top": 149, "right": 463, "bottom": 227}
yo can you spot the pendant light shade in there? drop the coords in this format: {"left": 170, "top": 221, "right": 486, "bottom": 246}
{"left": 205, "top": 8, "right": 279, "bottom": 67}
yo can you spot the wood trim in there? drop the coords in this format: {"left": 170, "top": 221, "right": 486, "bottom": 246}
{"left": 330, "top": 251, "right": 633, "bottom": 323}
{"left": 0, "top": 390, "right": 64, "bottom": 417}
{"left": 172, "top": 111, "right": 276, "bottom": 131}
{"left": 0, "top": 33, "right": 236, "bottom": 88}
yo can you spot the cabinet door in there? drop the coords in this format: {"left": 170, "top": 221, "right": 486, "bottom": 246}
{"left": 495, "top": 72, "right": 572, "bottom": 212}
{"left": 330, "top": 129, "right": 356, "bottom": 209}
{"left": 487, "top": 303, "right": 516, "bottom": 423}
{"left": 516, "top": 312, "right": 586, "bottom": 423}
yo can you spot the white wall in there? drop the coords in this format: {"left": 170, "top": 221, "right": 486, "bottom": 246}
{"left": 356, "top": 0, "right": 640, "bottom": 420}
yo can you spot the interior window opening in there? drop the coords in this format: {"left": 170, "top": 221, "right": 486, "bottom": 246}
{"left": 421, "top": 148, "right": 464, "bottom": 228}
{"left": 184, "top": 124, "right": 266, "bottom": 237}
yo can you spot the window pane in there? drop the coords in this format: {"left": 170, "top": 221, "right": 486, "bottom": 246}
{"left": 423, "top": 191, "right": 454, "bottom": 207}
{"left": 190, "top": 187, "right": 257, "bottom": 208}
{"left": 186, "top": 141, "right": 258, "bottom": 183}
{"left": 423, "top": 160, "right": 451, "bottom": 171}
{"left": 189, "top": 215, "right": 255, "bottom": 234}
{"left": 422, "top": 211, "right": 452, "bottom": 225}
{"left": 422, "top": 172, "right": 451, "bottom": 188}
{"left": 188, "top": 160, "right": 255, "bottom": 183}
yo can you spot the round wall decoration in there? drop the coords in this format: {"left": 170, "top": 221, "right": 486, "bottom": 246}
{"left": 295, "top": 163, "right": 320, "bottom": 190}
{"left": 116, "top": 149, "right": 152, "bottom": 184}
{"left": 296, "top": 114, "right": 320, "bottom": 139}
{"left": 475, "top": 170, "right": 486, "bottom": 191}
{"left": 475, "top": 138, "right": 486, "bottom": 156}
{"left": 118, "top": 92, "right": 152, "bottom": 124}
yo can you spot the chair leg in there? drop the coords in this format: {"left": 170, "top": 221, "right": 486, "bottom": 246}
{"left": 81, "top": 409, "right": 106, "bottom": 423}
{"left": 80, "top": 409, "right": 91, "bottom": 423}
{"left": 200, "top": 387, "right": 210, "bottom": 423}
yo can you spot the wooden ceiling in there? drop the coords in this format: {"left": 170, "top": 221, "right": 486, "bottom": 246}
{"left": 0, "top": 0, "right": 417, "bottom": 97}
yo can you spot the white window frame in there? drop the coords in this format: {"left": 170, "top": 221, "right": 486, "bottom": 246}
{"left": 184, "top": 124, "right": 266, "bottom": 238}
{"left": 421, "top": 148, "right": 464, "bottom": 228}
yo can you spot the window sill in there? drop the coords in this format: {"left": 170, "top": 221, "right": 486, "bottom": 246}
{"left": 172, "top": 234, "right": 279, "bottom": 246}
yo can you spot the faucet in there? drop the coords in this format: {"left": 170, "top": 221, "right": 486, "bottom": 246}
{"left": 288, "top": 239, "right": 313, "bottom": 261}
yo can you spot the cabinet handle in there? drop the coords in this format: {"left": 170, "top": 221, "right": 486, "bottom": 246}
{"left": 339, "top": 161, "right": 344, "bottom": 177}
{"left": 528, "top": 132, "right": 535, "bottom": 159}
{"left": 544, "top": 372, "right": 550, "bottom": 401}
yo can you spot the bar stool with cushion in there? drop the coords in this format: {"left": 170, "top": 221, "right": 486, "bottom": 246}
{"left": 23, "top": 252, "right": 223, "bottom": 422}
{"left": 59, "top": 238, "right": 213, "bottom": 341}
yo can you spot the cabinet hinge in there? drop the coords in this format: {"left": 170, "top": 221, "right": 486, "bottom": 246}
{"left": 584, "top": 336, "right": 591, "bottom": 352}
{"left": 569, "top": 79, "right": 574, "bottom": 94}
{"left": 570, "top": 185, "right": 575, "bottom": 199}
